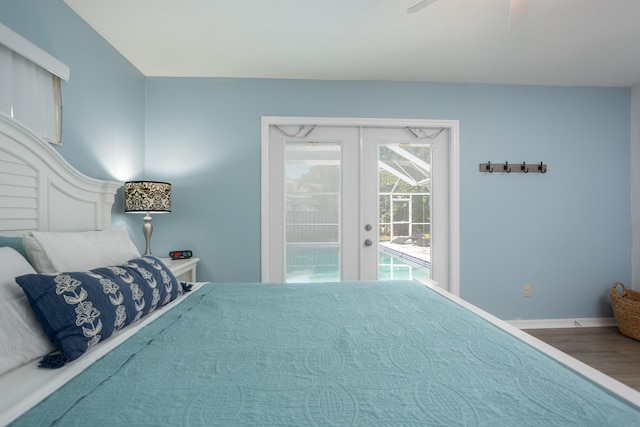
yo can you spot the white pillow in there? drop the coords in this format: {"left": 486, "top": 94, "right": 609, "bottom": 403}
{"left": 0, "top": 247, "right": 55, "bottom": 375}
{"left": 22, "top": 226, "right": 141, "bottom": 273}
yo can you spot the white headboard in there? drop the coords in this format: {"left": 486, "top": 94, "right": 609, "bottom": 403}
{"left": 0, "top": 113, "right": 121, "bottom": 237}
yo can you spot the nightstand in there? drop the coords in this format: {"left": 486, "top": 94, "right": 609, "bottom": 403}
{"left": 160, "top": 257, "right": 200, "bottom": 282}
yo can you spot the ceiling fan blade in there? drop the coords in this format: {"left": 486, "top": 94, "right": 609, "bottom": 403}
{"left": 407, "top": 0, "right": 439, "bottom": 14}
{"left": 508, "top": 0, "right": 530, "bottom": 28}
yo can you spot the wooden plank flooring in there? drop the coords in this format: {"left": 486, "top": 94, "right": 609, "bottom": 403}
{"left": 524, "top": 326, "right": 640, "bottom": 392}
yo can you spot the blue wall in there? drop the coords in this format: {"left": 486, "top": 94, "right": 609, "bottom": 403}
{"left": 145, "top": 79, "right": 631, "bottom": 320}
{"left": 2, "top": 1, "right": 632, "bottom": 320}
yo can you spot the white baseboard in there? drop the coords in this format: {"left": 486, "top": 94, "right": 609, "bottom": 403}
{"left": 508, "top": 317, "right": 618, "bottom": 329}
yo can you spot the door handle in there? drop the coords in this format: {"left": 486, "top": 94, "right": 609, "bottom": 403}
{"left": 364, "top": 239, "right": 373, "bottom": 246}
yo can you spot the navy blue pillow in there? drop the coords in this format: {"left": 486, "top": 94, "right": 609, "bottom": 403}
{"left": 16, "top": 256, "right": 183, "bottom": 368}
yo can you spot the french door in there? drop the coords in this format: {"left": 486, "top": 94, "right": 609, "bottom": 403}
{"left": 261, "top": 117, "right": 459, "bottom": 293}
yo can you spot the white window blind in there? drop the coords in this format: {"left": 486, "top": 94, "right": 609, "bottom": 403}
{"left": 0, "top": 23, "right": 68, "bottom": 145}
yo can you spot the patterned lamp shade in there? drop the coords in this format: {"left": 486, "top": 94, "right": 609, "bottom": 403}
{"left": 124, "top": 181, "right": 171, "bottom": 214}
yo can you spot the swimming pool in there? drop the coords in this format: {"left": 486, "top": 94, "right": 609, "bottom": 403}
{"left": 286, "top": 244, "right": 431, "bottom": 283}
{"left": 379, "top": 246, "right": 431, "bottom": 282}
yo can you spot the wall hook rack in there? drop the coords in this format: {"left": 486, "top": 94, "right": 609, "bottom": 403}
{"left": 480, "top": 161, "right": 547, "bottom": 174}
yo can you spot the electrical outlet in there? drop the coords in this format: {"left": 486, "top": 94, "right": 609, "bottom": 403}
{"left": 523, "top": 284, "right": 532, "bottom": 298}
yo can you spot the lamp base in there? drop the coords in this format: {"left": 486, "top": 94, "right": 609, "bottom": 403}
{"left": 143, "top": 212, "right": 153, "bottom": 255}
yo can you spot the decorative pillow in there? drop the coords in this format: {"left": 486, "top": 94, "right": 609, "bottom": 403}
{"left": 22, "top": 225, "right": 140, "bottom": 273}
{"left": 15, "top": 256, "right": 182, "bottom": 368}
{"left": 0, "top": 247, "right": 55, "bottom": 375}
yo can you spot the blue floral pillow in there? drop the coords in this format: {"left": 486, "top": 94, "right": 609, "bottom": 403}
{"left": 16, "top": 256, "right": 183, "bottom": 368}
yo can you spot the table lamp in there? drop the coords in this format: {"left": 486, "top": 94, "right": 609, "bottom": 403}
{"left": 124, "top": 181, "right": 171, "bottom": 255}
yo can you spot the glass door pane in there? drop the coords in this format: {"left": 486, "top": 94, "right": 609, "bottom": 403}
{"left": 377, "top": 141, "right": 432, "bottom": 282}
{"left": 285, "top": 142, "right": 341, "bottom": 282}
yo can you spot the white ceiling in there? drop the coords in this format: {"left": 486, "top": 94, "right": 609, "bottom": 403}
{"left": 63, "top": 0, "right": 640, "bottom": 87}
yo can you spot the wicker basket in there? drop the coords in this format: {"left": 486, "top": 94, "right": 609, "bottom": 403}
{"left": 610, "top": 282, "right": 640, "bottom": 341}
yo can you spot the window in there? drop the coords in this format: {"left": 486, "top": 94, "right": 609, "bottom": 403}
{"left": 0, "top": 23, "right": 69, "bottom": 145}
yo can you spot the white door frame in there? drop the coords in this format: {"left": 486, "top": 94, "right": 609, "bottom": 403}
{"left": 261, "top": 116, "right": 460, "bottom": 296}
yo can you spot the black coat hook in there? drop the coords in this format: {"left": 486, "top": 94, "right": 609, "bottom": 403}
{"left": 521, "top": 162, "right": 528, "bottom": 173}
{"left": 486, "top": 161, "right": 494, "bottom": 173}
{"left": 538, "top": 162, "right": 546, "bottom": 173}
{"left": 504, "top": 161, "right": 511, "bottom": 173}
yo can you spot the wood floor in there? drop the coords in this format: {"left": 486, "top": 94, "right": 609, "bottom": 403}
{"left": 524, "top": 326, "right": 640, "bottom": 392}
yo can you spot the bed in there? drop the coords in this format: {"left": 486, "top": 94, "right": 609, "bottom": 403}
{"left": 2, "top": 114, "right": 640, "bottom": 426}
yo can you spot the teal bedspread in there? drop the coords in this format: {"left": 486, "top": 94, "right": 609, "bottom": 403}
{"left": 13, "top": 280, "right": 640, "bottom": 426}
